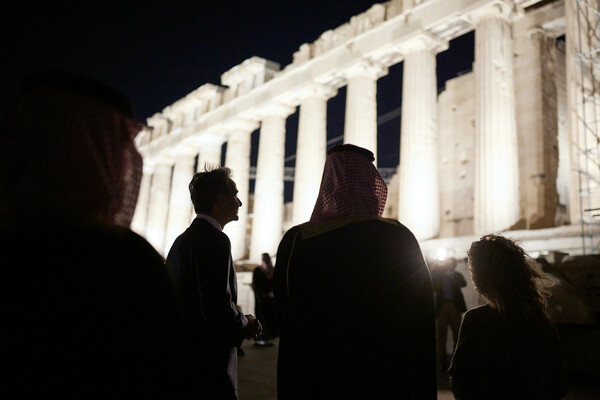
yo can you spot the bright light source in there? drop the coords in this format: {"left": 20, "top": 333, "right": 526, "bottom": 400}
{"left": 434, "top": 247, "right": 448, "bottom": 261}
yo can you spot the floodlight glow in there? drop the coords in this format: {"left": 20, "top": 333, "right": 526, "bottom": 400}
{"left": 435, "top": 247, "right": 448, "bottom": 261}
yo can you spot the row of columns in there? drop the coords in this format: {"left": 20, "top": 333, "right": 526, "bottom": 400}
{"left": 132, "top": 3, "right": 541, "bottom": 262}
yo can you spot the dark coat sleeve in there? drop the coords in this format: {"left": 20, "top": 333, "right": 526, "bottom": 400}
{"left": 196, "top": 231, "right": 247, "bottom": 346}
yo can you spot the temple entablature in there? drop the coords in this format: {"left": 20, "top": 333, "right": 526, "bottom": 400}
{"left": 221, "top": 56, "right": 280, "bottom": 101}
{"left": 138, "top": 0, "right": 523, "bottom": 160}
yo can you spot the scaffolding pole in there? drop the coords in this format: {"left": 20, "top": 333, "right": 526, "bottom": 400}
{"left": 575, "top": 0, "right": 600, "bottom": 254}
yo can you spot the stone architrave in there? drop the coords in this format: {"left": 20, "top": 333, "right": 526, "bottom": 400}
{"left": 249, "top": 103, "right": 295, "bottom": 264}
{"left": 145, "top": 155, "right": 174, "bottom": 255}
{"left": 292, "top": 83, "right": 337, "bottom": 226}
{"left": 164, "top": 146, "right": 197, "bottom": 255}
{"left": 130, "top": 162, "right": 154, "bottom": 236}
{"left": 223, "top": 118, "right": 259, "bottom": 261}
{"left": 471, "top": 2, "right": 520, "bottom": 234}
{"left": 343, "top": 60, "right": 388, "bottom": 161}
{"left": 397, "top": 32, "right": 448, "bottom": 240}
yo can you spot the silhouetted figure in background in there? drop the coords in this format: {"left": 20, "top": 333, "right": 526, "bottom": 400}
{"left": 273, "top": 144, "right": 437, "bottom": 400}
{"left": 449, "top": 234, "right": 567, "bottom": 400}
{"left": 252, "top": 253, "right": 278, "bottom": 346}
{"left": 1, "top": 71, "right": 187, "bottom": 398}
{"left": 431, "top": 257, "right": 466, "bottom": 371}
{"left": 167, "top": 167, "right": 262, "bottom": 400}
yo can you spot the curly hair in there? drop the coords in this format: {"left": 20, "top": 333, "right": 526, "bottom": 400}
{"left": 467, "top": 234, "right": 551, "bottom": 321}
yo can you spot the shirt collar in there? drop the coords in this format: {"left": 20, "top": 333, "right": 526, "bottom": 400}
{"left": 196, "top": 214, "right": 222, "bottom": 231}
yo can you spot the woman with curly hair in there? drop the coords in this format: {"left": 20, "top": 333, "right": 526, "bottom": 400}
{"left": 448, "top": 234, "right": 566, "bottom": 399}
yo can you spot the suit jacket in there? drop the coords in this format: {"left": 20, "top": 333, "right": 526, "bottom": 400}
{"left": 167, "top": 217, "right": 247, "bottom": 400}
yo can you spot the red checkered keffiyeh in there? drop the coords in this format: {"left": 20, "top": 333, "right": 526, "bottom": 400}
{"left": 1, "top": 73, "right": 143, "bottom": 229}
{"left": 310, "top": 144, "right": 387, "bottom": 222}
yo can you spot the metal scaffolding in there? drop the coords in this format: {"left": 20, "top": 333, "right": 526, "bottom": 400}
{"left": 574, "top": 0, "right": 600, "bottom": 254}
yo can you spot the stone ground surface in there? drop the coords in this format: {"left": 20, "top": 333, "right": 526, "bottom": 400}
{"left": 238, "top": 338, "right": 452, "bottom": 400}
{"left": 237, "top": 338, "right": 600, "bottom": 400}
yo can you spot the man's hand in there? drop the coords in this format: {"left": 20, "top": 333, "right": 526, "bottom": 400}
{"left": 244, "top": 314, "right": 263, "bottom": 340}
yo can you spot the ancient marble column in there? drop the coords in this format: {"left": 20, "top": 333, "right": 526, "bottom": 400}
{"left": 292, "top": 83, "right": 337, "bottom": 225}
{"left": 145, "top": 155, "right": 173, "bottom": 255}
{"left": 223, "top": 118, "right": 259, "bottom": 261}
{"left": 164, "top": 147, "right": 197, "bottom": 254}
{"left": 398, "top": 33, "right": 447, "bottom": 240}
{"left": 343, "top": 60, "right": 387, "bottom": 160}
{"left": 130, "top": 162, "right": 154, "bottom": 236}
{"left": 250, "top": 103, "right": 294, "bottom": 263}
{"left": 472, "top": 3, "right": 520, "bottom": 235}
{"left": 196, "top": 133, "right": 224, "bottom": 171}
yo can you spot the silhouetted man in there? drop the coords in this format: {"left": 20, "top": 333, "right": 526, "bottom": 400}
{"left": 273, "top": 144, "right": 437, "bottom": 399}
{"left": 1, "top": 71, "right": 187, "bottom": 398}
{"left": 167, "top": 166, "right": 262, "bottom": 400}
{"left": 431, "top": 257, "right": 467, "bottom": 371}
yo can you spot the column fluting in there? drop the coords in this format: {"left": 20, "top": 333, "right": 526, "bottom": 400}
{"left": 343, "top": 61, "right": 387, "bottom": 161}
{"left": 131, "top": 162, "right": 154, "bottom": 236}
{"left": 223, "top": 119, "right": 258, "bottom": 261}
{"left": 398, "top": 33, "right": 447, "bottom": 240}
{"left": 145, "top": 156, "right": 173, "bottom": 255}
{"left": 164, "top": 148, "right": 197, "bottom": 254}
{"left": 249, "top": 104, "right": 294, "bottom": 263}
{"left": 473, "top": 5, "right": 520, "bottom": 234}
{"left": 292, "top": 83, "right": 336, "bottom": 225}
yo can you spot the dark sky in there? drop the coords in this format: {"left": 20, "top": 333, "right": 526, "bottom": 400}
{"left": 6, "top": 2, "right": 392, "bottom": 120}
{"left": 5, "top": 1, "right": 474, "bottom": 199}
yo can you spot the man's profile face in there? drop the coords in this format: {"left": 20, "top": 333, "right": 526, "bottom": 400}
{"left": 223, "top": 179, "right": 242, "bottom": 225}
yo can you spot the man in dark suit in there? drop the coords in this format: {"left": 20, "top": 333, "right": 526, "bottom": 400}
{"left": 431, "top": 257, "right": 467, "bottom": 371}
{"left": 167, "top": 166, "right": 262, "bottom": 400}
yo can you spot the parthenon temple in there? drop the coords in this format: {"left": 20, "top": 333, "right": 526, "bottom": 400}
{"left": 131, "top": 0, "right": 600, "bottom": 266}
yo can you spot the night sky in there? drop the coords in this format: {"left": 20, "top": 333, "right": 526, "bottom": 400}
{"left": 5, "top": 1, "right": 474, "bottom": 199}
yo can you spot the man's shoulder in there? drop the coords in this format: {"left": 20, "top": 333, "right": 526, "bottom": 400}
{"left": 294, "top": 215, "right": 405, "bottom": 240}
{"left": 464, "top": 304, "right": 494, "bottom": 321}
{"left": 184, "top": 218, "right": 227, "bottom": 239}
{"left": 169, "top": 219, "right": 227, "bottom": 252}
